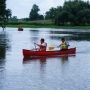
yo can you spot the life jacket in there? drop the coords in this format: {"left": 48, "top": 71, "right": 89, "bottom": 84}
{"left": 60, "top": 41, "right": 68, "bottom": 50}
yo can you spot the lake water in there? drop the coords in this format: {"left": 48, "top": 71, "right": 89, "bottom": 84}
{"left": 0, "top": 28, "right": 90, "bottom": 90}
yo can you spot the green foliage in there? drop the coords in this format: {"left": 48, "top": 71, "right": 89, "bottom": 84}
{"left": 0, "top": 0, "right": 6, "bottom": 28}
{"left": 61, "top": 0, "right": 90, "bottom": 25}
{"left": 7, "top": 20, "right": 53, "bottom": 26}
{"left": 45, "top": 7, "right": 57, "bottom": 21}
{"left": 29, "top": 4, "right": 44, "bottom": 20}
{"left": 45, "top": 0, "right": 90, "bottom": 26}
{"left": 57, "top": 11, "right": 71, "bottom": 25}
{"left": 0, "top": 0, "right": 6, "bottom": 17}
{"left": 5, "top": 9, "right": 12, "bottom": 20}
{"left": 77, "top": 9, "right": 90, "bottom": 25}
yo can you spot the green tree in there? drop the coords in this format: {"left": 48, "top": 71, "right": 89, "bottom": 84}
{"left": 0, "top": 0, "right": 6, "bottom": 29}
{"left": 5, "top": 9, "right": 12, "bottom": 20}
{"left": 55, "top": 6, "right": 63, "bottom": 25}
{"left": 10, "top": 16, "right": 18, "bottom": 22}
{"left": 63, "top": 0, "right": 90, "bottom": 25}
{"left": 29, "top": 4, "right": 40, "bottom": 20}
{"left": 77, "top": 9, "right": 90, "bottom": 25}
{"left": 38, "top": 15, "right": 44, "bottom": 20}
{"left": 45, "top": 7, "right": 57, "bottom": 21}
{"left": 55, "top": 0, "right": 90, "bottom": 25}
{"left": 56, "top": 11, "right": 73, "bottom": 25}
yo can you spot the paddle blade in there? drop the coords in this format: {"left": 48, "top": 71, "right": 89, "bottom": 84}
{"left": 48, "top": 46, "right": 55, "bottom": 50}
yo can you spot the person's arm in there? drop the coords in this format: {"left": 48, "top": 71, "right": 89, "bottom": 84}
{"left": 34, "top": 43, "right": 40, "bottom": 46}
{"left": 66, "top": 42, "right": 70, "bottom": 46}
{"left": 34, "top": 43, "right": 45, "bottom": 47}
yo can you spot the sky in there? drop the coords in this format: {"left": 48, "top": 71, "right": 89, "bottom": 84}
{"left": 6, "top": 0, "right": 64, "bottom": 19}
{"left": 6, "top": 0, "right": 89, "bottom": 19}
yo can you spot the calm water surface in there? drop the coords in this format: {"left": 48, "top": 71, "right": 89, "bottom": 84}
{"left": 0, "top": 28, "right": 90, "bottom": 90}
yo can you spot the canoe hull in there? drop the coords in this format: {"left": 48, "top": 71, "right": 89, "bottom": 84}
{"left": 23, "top": 47, "right": 76, "bottom": 57}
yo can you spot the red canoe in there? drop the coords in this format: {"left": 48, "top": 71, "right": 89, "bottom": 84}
{"left": 23, "top": 47, "right": 76, "bottom": 57}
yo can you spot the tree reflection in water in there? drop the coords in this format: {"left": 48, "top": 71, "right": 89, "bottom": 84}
{"left": 49, "top": 30, "right": 90, "bottom": 41}
{"left": 0, "top": 31, "right": 10, "bottom": 70}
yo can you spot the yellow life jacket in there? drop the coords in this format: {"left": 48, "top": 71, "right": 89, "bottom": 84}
{"left": 60, "top": 41, "right": 68, "bottom": 50}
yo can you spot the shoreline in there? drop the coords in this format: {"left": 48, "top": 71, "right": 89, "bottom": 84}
{"left": 0, "top": 25, "right": 90, "bottom": 29}
{"left": 7, "top": 25, "right": 90, "bottom": 29}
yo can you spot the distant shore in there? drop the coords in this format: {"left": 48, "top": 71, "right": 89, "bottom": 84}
{"left": 6, "top": 24, "right": 90, "bottom": 29}
{"left": 1, "top": 19, "right": 90, "bottom": 29}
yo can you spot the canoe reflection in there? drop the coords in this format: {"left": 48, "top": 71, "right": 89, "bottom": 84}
{"left": 23, "top": 56, "right": 46, "bottom": 64}
{"left": 23, "top": 55, "right": 75, "bottom": 64}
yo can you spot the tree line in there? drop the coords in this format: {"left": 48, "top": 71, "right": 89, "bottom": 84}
{"left": 27, "top": 0, "right": 90, "bottom": 26}
{"left": 0, "top": 0, "right": 90, "bottom": 28}
{"left": 0, "top": 0, "right": 11, "bottom": 29}
{"left": 45, "top": 0, "right": 90, "bottom": 26}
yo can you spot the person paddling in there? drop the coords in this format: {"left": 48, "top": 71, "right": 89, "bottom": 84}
{"left": 34, "top": 38, "right": 47, "bottom": 51}
{"left": 59, "top": 37, "right": 69, "bottom": 50}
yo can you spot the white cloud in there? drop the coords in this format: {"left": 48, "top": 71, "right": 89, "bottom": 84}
{"left": 6, "top": 0, "right": 90, "bottom": 18}
{"left": 6, "top": 0, "right": 64, "bottom": 18}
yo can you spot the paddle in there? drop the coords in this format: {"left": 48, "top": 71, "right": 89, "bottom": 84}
{"left": 34, "top": 43, "right": 37, "bottom": 50}
{"left": 34, "top": 42, "right": 40, "bottom": 46}
{"left": 33, "top": 42, "right": 41, "bottom": 51}
{"left": 48, "top": 43, "right": 70, "bottom": 50}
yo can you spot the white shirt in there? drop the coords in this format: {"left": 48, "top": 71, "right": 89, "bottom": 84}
{"left": 41, "top": 42, "right": 47, "bottom": 47}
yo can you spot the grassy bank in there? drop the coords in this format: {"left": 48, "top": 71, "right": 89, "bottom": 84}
{"left": 4, "top": 20, "right": 90, "bottom": 29}
{"left": 6, "top": 24, "right": 90, "bottom": 29}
